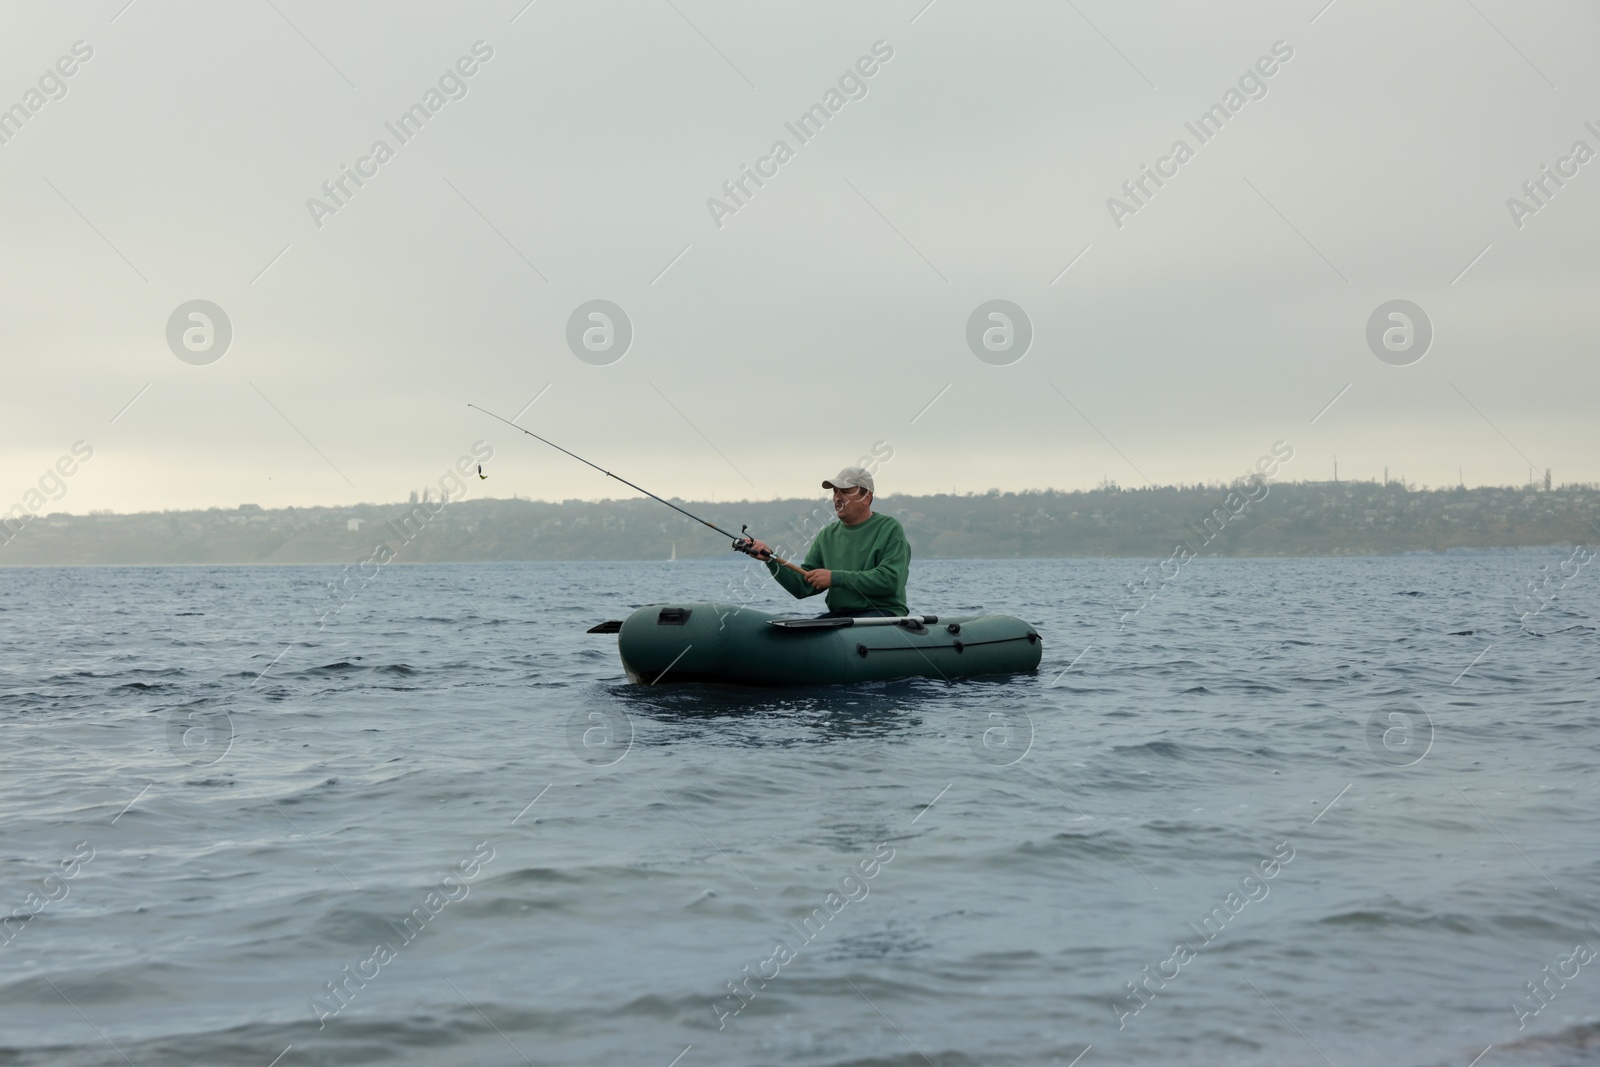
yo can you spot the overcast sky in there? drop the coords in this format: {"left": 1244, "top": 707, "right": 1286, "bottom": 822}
{"left": 2, "top": 0, "right": 1596, "bottom": 515}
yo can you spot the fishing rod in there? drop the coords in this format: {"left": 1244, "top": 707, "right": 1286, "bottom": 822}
{"left": 468, "top": 404, "right": 809, "bottom": 576}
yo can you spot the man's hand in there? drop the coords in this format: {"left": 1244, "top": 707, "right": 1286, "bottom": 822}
{"left": 804, "top": 568, "right": 832, "bottom": 590}
{"left": 743, "top": 538, "right": 773, "bottom": 560}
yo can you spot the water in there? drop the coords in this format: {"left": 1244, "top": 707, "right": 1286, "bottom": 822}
{"left": 1, "top": 554, "right": 1596, "bottom": 1066}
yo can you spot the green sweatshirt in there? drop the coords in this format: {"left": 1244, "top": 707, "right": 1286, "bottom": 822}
{"left": 768, "top": 512, "right": 910, "bottom": 616}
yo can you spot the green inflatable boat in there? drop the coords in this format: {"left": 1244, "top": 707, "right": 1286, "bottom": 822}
{"left": 592, "top": 603, "right": 1041, "bottom": 685}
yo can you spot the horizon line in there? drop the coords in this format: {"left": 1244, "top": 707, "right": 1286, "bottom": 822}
{"left": 26, "top": 476, "right": 1591, "bottom": 520}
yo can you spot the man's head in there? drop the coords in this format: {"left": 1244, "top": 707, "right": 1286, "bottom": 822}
{"left": 823, "top": 466, "right": 875, "bottom": 526}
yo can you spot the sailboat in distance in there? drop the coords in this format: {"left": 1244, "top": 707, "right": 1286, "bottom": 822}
{"left": 667, "top": 542, "right": 676, "bottom": 563}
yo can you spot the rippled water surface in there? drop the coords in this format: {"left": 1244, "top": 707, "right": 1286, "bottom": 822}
{"left": 2, "top": 555, "right": 1597, "bottom": 1066}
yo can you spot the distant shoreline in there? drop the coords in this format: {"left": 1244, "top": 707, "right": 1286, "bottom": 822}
{"left": 0, "top": 547, "right": 1584, "bottom": 571}
{"left": 2, "top": 483, "right": 1594, "bottom": 567}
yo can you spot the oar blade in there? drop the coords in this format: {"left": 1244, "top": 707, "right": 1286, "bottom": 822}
{"left": 767, "top": 617, "right": 854, "bottom": 630}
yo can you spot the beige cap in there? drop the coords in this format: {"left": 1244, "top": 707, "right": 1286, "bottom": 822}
{"left": 823, "top": 466, "right": 875, "bottom": 494}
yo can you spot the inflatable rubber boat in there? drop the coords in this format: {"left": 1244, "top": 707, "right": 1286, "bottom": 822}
{"left": 591, "top": 603, "right": 1041, "bottom": 685}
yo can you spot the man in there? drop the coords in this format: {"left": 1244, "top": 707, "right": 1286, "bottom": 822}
{"left": 744, "top": 466, "right": 910, "bottom": 618}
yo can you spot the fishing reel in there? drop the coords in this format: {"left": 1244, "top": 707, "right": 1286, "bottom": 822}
{"left": 731, "top": 524, "right": 772, "bottom": 561}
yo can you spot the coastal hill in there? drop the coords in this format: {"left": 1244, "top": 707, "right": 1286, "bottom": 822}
{"left": 3, "top": 480, "right": 1596, "bottom": 566}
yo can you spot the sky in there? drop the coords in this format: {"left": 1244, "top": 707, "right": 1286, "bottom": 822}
{"left": 2, "top": 0, "right": 1597, "bottom": 516}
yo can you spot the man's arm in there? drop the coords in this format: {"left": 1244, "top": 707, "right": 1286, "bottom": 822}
{"left": 767, "top": 538, "right": 824, "bottom": 600}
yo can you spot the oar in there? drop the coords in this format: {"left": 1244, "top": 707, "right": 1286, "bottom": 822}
{"left": 769, "top": 614, "right": 939, "bottom": 630}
